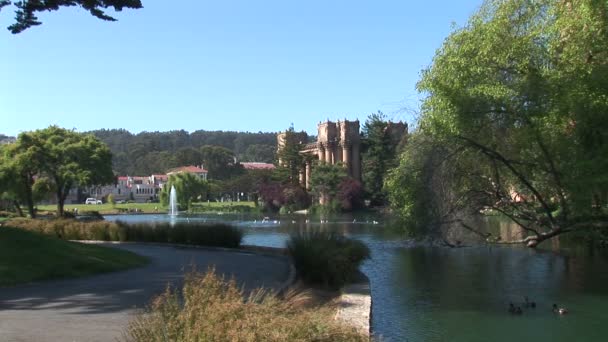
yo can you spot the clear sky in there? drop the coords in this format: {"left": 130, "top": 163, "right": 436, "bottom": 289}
{"left": 1, "top": 0, "right": 482, "bottom": 137}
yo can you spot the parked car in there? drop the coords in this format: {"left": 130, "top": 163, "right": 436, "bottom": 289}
{"left": 85, "top": 198, "right": 102, "bottom": 205}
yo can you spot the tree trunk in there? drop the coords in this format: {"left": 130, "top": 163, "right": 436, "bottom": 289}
{"left": 56, "top": 188, "right": 65, "bottom": 217}
{"left": 22, "top": 174, "right": 36, "bottom": 218}
{"left": 12, "top": 200, "right": 24, "bottom": 217}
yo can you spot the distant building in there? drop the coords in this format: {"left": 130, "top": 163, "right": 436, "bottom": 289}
{"left": 241, "top": 162, "right": 275, "bottom": 170}
{"left": 0, "top": 136, "right": 16, "bottom": 145}
{"left": 166, "top": 165, "right": 208, "bottom": 181}
{"left": 277, "top": 119, "right": 407, "bottom": 204}
{"left": 278, "top": 119, "right": 363, "bottom": 190}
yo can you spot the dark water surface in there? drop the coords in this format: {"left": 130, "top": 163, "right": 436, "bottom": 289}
{"left": 105, "top": 213, "right": 608, "bottom": 341}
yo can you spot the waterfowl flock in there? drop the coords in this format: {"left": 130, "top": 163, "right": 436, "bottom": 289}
{"left": 508, "top": 297, "right": 568, "bottom": 316}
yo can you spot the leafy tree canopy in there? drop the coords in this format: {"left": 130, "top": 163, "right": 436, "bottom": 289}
{"left": 1, "top": 126, "right": 113, "bottom": 217}
{"left": 387, "top": 0, "right": 608, "bottom": 247}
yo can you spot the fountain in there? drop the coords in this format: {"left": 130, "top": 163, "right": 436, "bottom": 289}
{"left": 169, "top": 185, "right": 178, "bottom": 216}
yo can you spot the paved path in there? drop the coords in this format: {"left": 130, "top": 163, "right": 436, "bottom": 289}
{"left": 0, "top": 243, "right": 291, "bottom": 342}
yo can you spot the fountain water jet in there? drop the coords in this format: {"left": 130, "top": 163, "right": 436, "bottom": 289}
{"left": 169, "top": 185, "right": 178, "bottom": 216}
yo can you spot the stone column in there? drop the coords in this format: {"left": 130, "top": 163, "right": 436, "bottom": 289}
{"left": 342, "top": 143, "right": 350, "bottom": 176}
{"left": 352, "top": 143, "right": 361, "bottom": 181}
{"left": 305, "top": 161, "right": 312, "bottom": 190}
{"left": 318, "top": 145, "right": 325, "bottom": 163}
{"left": 299, "top": 168, "right": 305, "bottom": 187}
{"left": 325, "top": 144, "right": 333, "bottom": 165}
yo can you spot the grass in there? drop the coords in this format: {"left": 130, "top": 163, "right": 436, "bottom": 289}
{"left": 35, "top": 201, "right": 256, "bottom": 215}
{"left": 125, "top": 269, "right": 368, "bottom": 342}
{"left": 287, "top": 231, "right": 370, "bottom": 289}
{"left": 5, "top": 218, "right": 243, "bottom": 248}
{"left": 0, "top": 226, "right": 149, "bottom": 286}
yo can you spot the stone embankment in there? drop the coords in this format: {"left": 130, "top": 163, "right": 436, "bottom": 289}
{"left": 335, "top": 272, "right": 372, "bottom": 336}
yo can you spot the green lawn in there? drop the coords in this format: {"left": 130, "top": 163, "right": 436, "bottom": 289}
{"left": 37, "top": 202, "right": 165, "bottom": 214}
{"left": 0, "top": 226, "right": 149, "bottom": 286}
{"left": 36, "top": 201, "right": 256, "bottom": 215}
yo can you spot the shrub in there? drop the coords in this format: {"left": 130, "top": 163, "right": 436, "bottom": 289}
{"left": 107, "top": 194, "right": 115, "bottom": 206}
{"left": 287, "top": 231, "right": 370, "bottom": 289}
{"left": 125, "top": 269, "right": 367, "bottom": 342}
{"left": 0, "top": 210, "right": 18, "bottom": 218}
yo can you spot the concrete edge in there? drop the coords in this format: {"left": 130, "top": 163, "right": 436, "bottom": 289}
{"left": 74, "top": 240, "right": 297, "bottom": 294}
{"left": 335, "top": 272, "right": 372, "bottom": 337}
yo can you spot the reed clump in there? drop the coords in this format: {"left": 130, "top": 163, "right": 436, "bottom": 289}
{"left": 124, "top": 269, "right": 368, "bottom": 342}
{"left": 5, "top": 218, "right": 243, "bottom": 248}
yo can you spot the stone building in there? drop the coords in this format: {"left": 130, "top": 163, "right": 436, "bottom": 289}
{"left": 278, "top": 119, "right": 408, "bottom": 193}
{"left": 278, "top": 119, "right": 362, "bottom": 190}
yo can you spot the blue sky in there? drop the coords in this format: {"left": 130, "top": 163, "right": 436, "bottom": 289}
{"left": 1, "top": 0, "right": 482, "bottom": 136}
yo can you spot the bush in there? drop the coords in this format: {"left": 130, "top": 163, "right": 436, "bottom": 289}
{"left": 125, "top": 269, "right": 367, "bottom": 342}
{"left": 287, "top": 231, "right": 370, "bottom": 289}
{"left": 5, "top": 218, "right": 243, "bottom": 249}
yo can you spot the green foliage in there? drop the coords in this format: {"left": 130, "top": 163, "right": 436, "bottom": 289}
{"left": 241, "top": 144, "right": 276, "bottom": 163}
{"left": 200, "top": 145, "right": 244, "bottom": 180}
{"left": 308, "top": 163, "right": 364, "bottom": 212}
{"left": 0, "top": 226, "right": 148, "bottom": 286}
{"left": 386, "top": 133, "right": 453, "bottom": 239}
{"left": 276, "top": 128, "right": 306, "bottom": 185}
{"left": 389, "top": 0, "right": 608, "bottom": 247}
{"left": 0, "top": 0, "right": 143, "bottom": 34}
{"left": 126, "top": 270, "right": 368, "bottom": 342}
{"left": 160, "top": 173, "right": 209, "bottom": 210}
{"left": 361, "top": 111, "right": 401, "bottom": 206}
{"left": 107, "top": 193, "right": 115, "bottom": 206}
{"left": 287, "top": 231, "right": 370, "bottom": 289}
{"left": 1, "top": 126, "right": 113, "bottom": 217}
{"left": 0, "top": 136, "right": 43, "bottom": 217}
{"left": 34, "top": 126, "right": 114, "bottom": 216}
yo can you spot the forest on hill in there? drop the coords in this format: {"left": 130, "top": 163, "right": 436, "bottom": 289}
{"left": 88, "top": 129, "right": 278, "bottom": 176}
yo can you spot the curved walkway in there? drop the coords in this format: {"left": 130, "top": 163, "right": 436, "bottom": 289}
{"left": 0, "top": 243, "right": 291, "bottom": 342}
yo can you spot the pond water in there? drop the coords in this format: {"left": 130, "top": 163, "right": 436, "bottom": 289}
{"left": 105, "top": 213, "right": 608, "bottom": 342}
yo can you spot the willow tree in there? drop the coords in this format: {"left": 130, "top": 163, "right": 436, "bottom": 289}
{"left": 387, "top": 0, "right": 608, "bottom": 247}
{"left": 160, "top": 173, "right": 208, "bottom": 211}
{"left": 0, "top": 0, "right": 143, "bottom": 33}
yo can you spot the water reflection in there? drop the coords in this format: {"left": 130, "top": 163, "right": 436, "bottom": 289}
{"left": 105, "top": 213, "right": 608, "bottom": 341}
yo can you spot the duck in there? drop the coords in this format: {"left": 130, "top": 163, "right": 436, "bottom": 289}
{"left": 509, "top": 303, "right": 522, "bottom": 315}
{"left": 553, "top": 304, "right": 568, "bottom": 315}
{"left": 524, "top": 296, "right": 536, "bottom": 308}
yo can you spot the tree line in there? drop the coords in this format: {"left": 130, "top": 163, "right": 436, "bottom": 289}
{"left": 88, "top": 129, "right": 277, "bottom": 176}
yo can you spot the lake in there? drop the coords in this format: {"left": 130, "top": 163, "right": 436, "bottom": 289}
{"left": 105, "top": 213, "right": 608, "bottom": 341}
